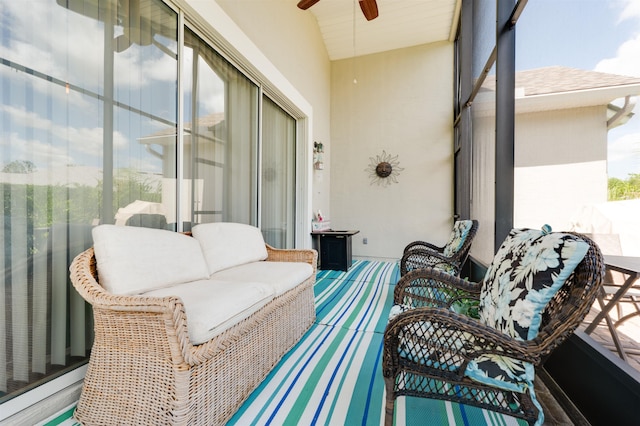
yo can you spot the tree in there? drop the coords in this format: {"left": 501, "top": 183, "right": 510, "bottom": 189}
{"left": 608, "top": 174, "right": 640, "bottom": 200}
{"left": 2, "top": 160, "right": 37, "bottom": 173}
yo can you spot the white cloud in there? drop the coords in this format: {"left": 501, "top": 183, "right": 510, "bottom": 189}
{"left": 3, "top": 2, "right": 177, "bottom": 92}
{"left": 595, "top": 33, "right": 640, "bottom": 77}
{"left": 1, "top": 132, "right": 74, "bottom": 169}
{"left": 596, "top": 1, "right": 640, "bottom": 179}
{"left": 1, "top": 105, "right": 128, "bottom": 166}
{"left": 597, "top": 1, "right": 640, "bottom": 77}
{"left": 609, "top": 131, "right": 640, "bottom": 161}
{"left": 3, "top": 2, "right": 105, "bottom": 88}
{"left": 1, "top": 4, "right": 177, "bottom": 174}
{"left": 620, "top": 0, "right": 640, "bottom": 21}
{"left": 608, "top": 125, "right": 640, "bottom": 178}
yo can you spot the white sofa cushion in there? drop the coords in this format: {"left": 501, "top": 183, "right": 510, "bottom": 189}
{"left": 92, "top": 225, "right": 210, "bottom": 295}
{"left": 192, "top": 222, "right": 268, "bottom": 275}
{"left": 211, "top": 261, "right": 314, "bottom": 296}
{"left": 143, "top": 279, "right": 275, "bottom": 345}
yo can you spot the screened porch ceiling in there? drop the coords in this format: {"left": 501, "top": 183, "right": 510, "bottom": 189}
{"left": 298, "top": 0, "right": 460, "bottom": 60}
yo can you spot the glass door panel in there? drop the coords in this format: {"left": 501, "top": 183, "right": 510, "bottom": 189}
{"left": 183, "top": 28, "right": 259, "bottom": 228}
{"left": 261, "top": 96, "right": 296, "bottom": 248}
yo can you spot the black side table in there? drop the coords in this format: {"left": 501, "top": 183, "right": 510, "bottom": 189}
{"left": 311, "top": 230, "right": 360, "bottom": 271}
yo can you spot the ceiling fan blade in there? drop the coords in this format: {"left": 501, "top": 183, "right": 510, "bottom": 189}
{"left": 359, "top": 0, "right": 379, "bottom": 21}
{"left": 297, "top": 0, "right": 321, "bottom": 10}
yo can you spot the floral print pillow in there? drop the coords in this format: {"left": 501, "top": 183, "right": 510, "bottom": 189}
{"left": 464, "top": 227, "right": 589, "bottom": 426}
{"left": 464, "top": 354, "right": 545, "bottom": 424}
{"left": 442, "top": 220, "right": 473, "bottom": 258}
{"left": 477, "top": 227, "right": 589, "bottom": 341}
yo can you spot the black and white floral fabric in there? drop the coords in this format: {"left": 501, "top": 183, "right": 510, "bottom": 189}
{"left": 443, "top": 220, "right": 474, "bottom": 258}
{"left": 464, "top": 227, "right": 589, "bottom": 426}
{"left": 477, "top": 227, "right": 588, "bottom": 340}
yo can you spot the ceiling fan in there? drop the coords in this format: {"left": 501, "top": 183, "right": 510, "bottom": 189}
{"left": 297, "top": 0, "right": 379, "bottom": 21}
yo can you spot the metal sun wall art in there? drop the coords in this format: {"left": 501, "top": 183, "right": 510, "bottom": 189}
{"left": 366, "top": 150, "right": 404, "bottom": 187}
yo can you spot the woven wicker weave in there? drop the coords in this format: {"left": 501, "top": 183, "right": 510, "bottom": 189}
{"left": 70, "top": 243, "right": 317, "bottom": 425}
{"left": 400, "top": 220, "right": 479, "bottom": 276}
{"left": 383, "top": 232, "right": 604, "bottom": 426}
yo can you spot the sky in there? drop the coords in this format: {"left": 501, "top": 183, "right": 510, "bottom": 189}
{"left": 516, "top": 0, "right": 640, "bottom": 179}
{"left": 2, "top": 1, "right": 638, "bottom": 179}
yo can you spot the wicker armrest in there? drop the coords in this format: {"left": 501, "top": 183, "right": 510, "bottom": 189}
{"left": 70, "top": 248, "right": 182, "bottom": 312}
{"left": 69, "top": 248, "right": 204, "bottom": 361}
{"left": 266, "top": 244, "right": 318, "bottom": 272}
{"left": 403, "top": 240, "right": 444, "bottom": 254}
{"left": 400, "top": 248, "right": 458, "bottom": 275}
{"left": 394, "top": 268, "right": 481, "bottom": 308}
{"left": 383, "top": 307, "right": 539, "bottom": 380}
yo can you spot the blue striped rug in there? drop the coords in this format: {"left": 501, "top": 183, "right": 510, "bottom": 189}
{"left": 228, "top": 260, "right": 527, "bottom": 426}
{"left": 40, "top": 260, "right": 526, "bottom": 426}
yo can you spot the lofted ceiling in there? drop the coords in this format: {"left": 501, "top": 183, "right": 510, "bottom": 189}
{"left": 298, "top": 0, "right": 461, "bottom": 61}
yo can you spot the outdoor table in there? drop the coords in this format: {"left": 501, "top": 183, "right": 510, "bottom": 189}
{"left": 585, "top": 255, "right": 640, "bottom": 361}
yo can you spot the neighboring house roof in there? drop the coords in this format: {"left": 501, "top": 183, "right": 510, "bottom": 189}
{"left": 138, "top": 112, "right": 226, "bottom": 146}
{"left": 488, "top": 66, "right": 640, "bottom": 96}
{"left": 476, "top": 66, "right": 640, "bottom": 115}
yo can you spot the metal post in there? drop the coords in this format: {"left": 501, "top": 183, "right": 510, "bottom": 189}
{"left": 494, "top": 0, "right": 516, "bottom": 250}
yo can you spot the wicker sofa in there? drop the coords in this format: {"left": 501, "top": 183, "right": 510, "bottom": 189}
{"left": 70, "top": 222, "right": 317, "bottom": 425}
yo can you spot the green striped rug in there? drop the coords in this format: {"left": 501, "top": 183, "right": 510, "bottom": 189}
{"left": 228, "top": 260, "right": 526, "bottom": 426}
{"left": 40, "top": 260, "right": 526, "bottom": 426}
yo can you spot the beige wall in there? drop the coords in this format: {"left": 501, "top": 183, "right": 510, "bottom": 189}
{"left": 471, "top": 104, "right": 609, "bottom": 266}
{"left": 214, "top": 0, "right": 332, "bottom": 220}
{"left": 514, "top": 106, "right": 608, "bottom": 231}
{"left": 187, "top": 2, "right": 455, "bottom": 258}
{"left": 330, "top": 43, "right": 455, "bottom": 260}
{"left": 186, "top": 0, "right": 332, "bottom": 246}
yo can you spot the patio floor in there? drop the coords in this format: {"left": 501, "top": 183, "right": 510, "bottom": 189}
{"left": 580, "top": 301, "right": 640, "bottom": 373}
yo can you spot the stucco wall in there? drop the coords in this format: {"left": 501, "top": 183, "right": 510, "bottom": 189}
{"left": 330, "top": 43, "right": 455, "bottom": 260}
{"left": 514, "top": 106, "right": 608, "bottom": 231}
{"left": 188, "top": 2, "right": 455, "bottom": 259}
{"left": 471, "top": 104, "right": 609, "bottom": 266}
{"left": 214, "top": 0, "right": 332, "bottom": 225}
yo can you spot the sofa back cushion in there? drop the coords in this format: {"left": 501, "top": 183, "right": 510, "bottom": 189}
{"left": 92, "top": 225, "right": 210, "bottom": 295}
{"left": 211, "top": 261, "right": 314, "bottom": 296}
{"left": 192, "top": 222, "right": 268, "bottom": 275}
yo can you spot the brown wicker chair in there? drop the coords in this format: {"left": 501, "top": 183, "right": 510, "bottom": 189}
{"left": 383, "top": 230, "right": 604, "bottom": 426}
{"left": 400, "top": 219, "right": 479, "bottom": 277}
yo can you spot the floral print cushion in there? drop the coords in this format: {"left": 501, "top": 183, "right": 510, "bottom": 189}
{"left": 464, "top": 227, "right": 589, "bottom": 426}
{"left": 477, "top": 227, "right": 589, "bottom": 341}
{"left": 465, "top": 354, "right": 533, "bottom": 393}
{"left": 465, "top": 354, "right": 546, "bottom": 425}
{"left": 442, "top": 220, "right": 473, "bottom": 258}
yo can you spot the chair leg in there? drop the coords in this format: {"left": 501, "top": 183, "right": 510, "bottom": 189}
{"left": 384, "top": 375, "right": 395, "bottom": 426}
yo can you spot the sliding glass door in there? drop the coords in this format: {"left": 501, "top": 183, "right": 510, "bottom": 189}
{"left": 261, "top": 96, "right": 296, "bottom": 248}
{"left": 0, "top": 0, "right": 299, "bottom": 409}
{"left": 181, "top": 28, "right": 259, "bottom": 228}
{"left": 0, "top": 0, "right": 178, "bottom": 403}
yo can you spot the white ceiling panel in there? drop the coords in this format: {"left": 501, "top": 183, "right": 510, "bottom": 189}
{"left": 298, "top": 0, "right": 460, "bottom": 60}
